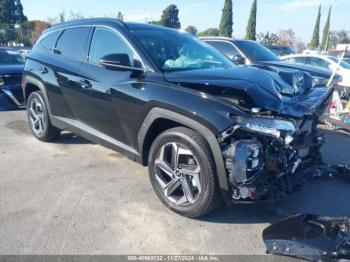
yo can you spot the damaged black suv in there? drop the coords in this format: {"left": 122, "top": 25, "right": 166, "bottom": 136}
{"left": 23, "top": 19, "right": 333, "bottom": 218}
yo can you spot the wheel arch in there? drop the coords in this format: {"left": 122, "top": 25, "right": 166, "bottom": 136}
{"left": 23, "top": 76, "right": 52, "bottom": 116}
{"left": 138, "top": 107, "right": 230, "bottom": 200}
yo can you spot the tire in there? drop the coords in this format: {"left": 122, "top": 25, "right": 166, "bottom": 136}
{"left": 148, "top": 127, "right": 221, "bottom": 218}
{"left": 26, "top": 91, "right": 60, "bottom": 142}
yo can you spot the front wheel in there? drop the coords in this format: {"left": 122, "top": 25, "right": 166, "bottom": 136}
{"left": 148, "top": 127, "right": 221, "bottom": 218}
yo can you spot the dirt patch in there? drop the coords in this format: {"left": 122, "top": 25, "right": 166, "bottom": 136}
{"left": 6, "top": 120, "right": 31, "bottom": 135}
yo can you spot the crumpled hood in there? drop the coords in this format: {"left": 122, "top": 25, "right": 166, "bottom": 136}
{"left": 0, "top": 64, "right": 24, "bottom": 75}
{"left": 259, "top": 60, "right": 333, "bottom": 78}
{"left": 164, "top": 66, "right": 333, "bottom": 118}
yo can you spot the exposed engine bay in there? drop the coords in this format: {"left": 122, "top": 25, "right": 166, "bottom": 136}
{"left": 219, "top": 111, "right": 329, "bottom": 203}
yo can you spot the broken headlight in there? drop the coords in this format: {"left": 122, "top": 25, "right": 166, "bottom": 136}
{"left": 232, "top": 116, "right": 296, "bottom": 139}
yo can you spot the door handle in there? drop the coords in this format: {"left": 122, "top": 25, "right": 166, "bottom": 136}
{"left": 39, "top": 67, "right": 48, "bottom": 74}
{"left": 79, "top": 79, "right": 92, "bottom": 89}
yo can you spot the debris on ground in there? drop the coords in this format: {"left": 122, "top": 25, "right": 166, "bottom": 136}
{"left": 263, "top": 214, "right": 350, "bottom": 261}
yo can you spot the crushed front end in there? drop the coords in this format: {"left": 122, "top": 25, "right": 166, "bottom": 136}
{"left": 0, "top": 74, "right": 24, "bottom": 111}
{"left": 218, "top": 88, "right": 333, "bottom": 203}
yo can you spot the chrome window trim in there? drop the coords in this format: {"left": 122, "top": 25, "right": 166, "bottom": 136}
{"left": 43, "top": 24, "right": 153, "bottom": 72}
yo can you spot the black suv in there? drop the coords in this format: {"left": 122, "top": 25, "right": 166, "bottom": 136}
{"left": 23, "top": 19, "right": 333, "bottom": 218}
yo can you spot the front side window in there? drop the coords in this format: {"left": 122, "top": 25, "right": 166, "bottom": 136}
{"left": 206, "top": 41, "right": 240, "bottom": 59}
{"left": 56, "top": 27, "right": 90, "bottom": 61}
{"left": 131, "top": 28, "right": 234, "bottom": 72}
{"left": 88, "top": 27, "right": 134, "bottom": 65}
{"left": 234, "top": 41, "right": 280, "bottom": 62}
{"left": 309, "top": 57, "right": 331, "bottom": 69}
{"left": 286, "top": 57, "right": 306, "bottom": 64}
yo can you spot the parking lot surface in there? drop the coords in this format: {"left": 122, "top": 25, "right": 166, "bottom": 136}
{"left": 0, "top": 110, "right": 350, "bottom": 255}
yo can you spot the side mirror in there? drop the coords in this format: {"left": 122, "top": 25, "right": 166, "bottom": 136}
{"left": 99, "top": 53, "right": 145, "bottom": 74}
{"left": 231, "top": 55, "right": 246, "bottom": 65}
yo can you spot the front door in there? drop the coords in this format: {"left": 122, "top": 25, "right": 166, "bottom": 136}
{"left": 73, "top": 26, "right": 142, "bottom": 145}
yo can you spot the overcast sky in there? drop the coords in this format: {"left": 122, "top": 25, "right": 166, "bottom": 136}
{"left": 21, "top": 0, "right": 350, "bottom": 42}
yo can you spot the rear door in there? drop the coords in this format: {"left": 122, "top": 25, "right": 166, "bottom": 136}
{"left": 52, "top": 27, "right": 91, "bottom": 119}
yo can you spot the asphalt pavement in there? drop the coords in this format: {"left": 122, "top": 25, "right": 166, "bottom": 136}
{"left": 0, "top": 110, "right": 349, "bottom": 255}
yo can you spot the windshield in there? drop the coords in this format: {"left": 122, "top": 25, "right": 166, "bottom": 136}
{"left": 329, "top": 56, "right": 350, "bottom": 69}
{"left": 235, "top": 41, "right": 280, "bottom": 62}
{"left": 0, "top": 50, "right": 24, "bottom": 65}
{"left": 130, "top": 28, "right": 234, "bottom": 72}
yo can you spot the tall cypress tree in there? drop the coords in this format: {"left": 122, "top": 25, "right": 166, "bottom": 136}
{"left": 245, "top": 0, "right": 257, "bottom": 40}
{"left": 320, "top": 7, "right": 331, "bottom": 50}
{"left": 309, "top": 5, "right": 321, "bottom": 49}
{"left": 219, "top": 0, "right": 233, "bottom": 37}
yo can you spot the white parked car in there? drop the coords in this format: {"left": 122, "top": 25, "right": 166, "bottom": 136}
{"left": 282, "top": 54, "right": 350, "bottom": 99}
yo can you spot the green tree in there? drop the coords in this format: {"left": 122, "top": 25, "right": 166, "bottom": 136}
{"left": 198, "top": 28, "right": 220, "bottom": 37}
{"left": 0, "top": 23, "right": 17, "bottom": 44}
{"left": 245, "top": 0, "right": 257, "bottom": 40}
{"left": 0, "top": 0, "right": 27, "bottom": 25}
{"left": 219, "top": 0, "right": 233, "bottom": 37}
{"left": 320, "top": 7, "right": 331, "bottom": 50}
{"left": 309, "top": 5, "right": 321, "bottom": 49}
{"left": 158, "top": 4, "right": 181, "bottom": 29}
{"left": 185, "top": 25, "right": 198, "bottom": 36}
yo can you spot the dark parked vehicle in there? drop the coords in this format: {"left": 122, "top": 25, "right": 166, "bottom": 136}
{"left": 201, "top": 38, "right": 342, "bottom": 88}
{"left": 0, "top": 48, "right": 25, "bottom": 110}
{"left": 23, "top": 19, "right": 333, "bottom": 217}
{"left": 265, "top": 45, "right": 296, "bottom": 57}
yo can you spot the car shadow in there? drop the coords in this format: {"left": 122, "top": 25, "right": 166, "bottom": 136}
{"left": 54, "top": 132, "right": 94, "bottom": 145}
{"left": 200, "top": 177, "right": 350, "bottom": 225}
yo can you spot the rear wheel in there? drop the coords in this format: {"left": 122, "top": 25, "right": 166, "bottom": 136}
{"left": 27, "top": 91, "right": 60, "bottom": 142}
{"left": 148, "top": 127, "right": 221, "bottom": 218}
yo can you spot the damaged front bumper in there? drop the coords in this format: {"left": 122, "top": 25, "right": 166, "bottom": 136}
{"left": 218, "top": 94, "right": 332, "bottom": 203}
{"left": 263, "top": 214, "right": 350, "bottom": 261}
{"left": 0, "top": 84, "right": 24, "bottom": 110}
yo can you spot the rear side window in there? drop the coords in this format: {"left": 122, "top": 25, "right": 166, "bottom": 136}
{"left": 286, "top": 57, "right": 306, "bottom": 64}
{"left": 309, "top": 57, "right": 331, "bottom": 69}
{"left": 56, "top": 27, "right": 90, "bottom": 61}
{"left": 206, "top": 41, "right": 240, "bottom": 59}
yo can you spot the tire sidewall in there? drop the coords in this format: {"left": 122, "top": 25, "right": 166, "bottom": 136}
{"left": 27, "top": 91, "right": 50, "bottom": 140}
{"left": 148, "top": 130, "right": 215, "bottom": 217}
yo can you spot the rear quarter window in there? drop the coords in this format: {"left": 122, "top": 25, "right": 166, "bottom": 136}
{"left": 31, "top": 30, "right": 61, "bottom": 54}
{"left": 55, "top": 27, "right": 90, "bottom": 61}
{"left": 41, "top": 30, "right": 61, "bottom": 51}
